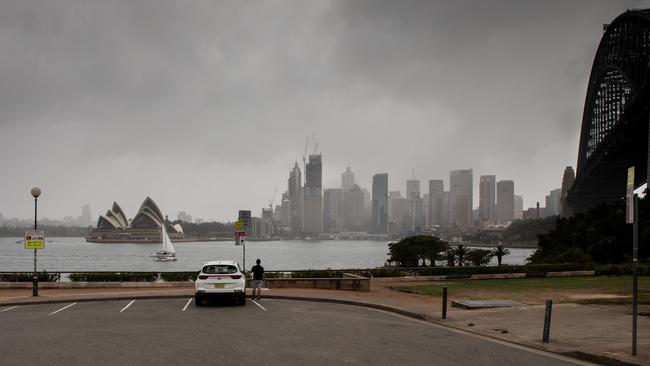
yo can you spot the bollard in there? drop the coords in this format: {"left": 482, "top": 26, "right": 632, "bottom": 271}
{"left": 542, "top": 299, "right": 552, "bottom": 343}
{"left": 442, "top": 287, "right": 448, "bottom": 319}
{"left": 32, "top": 274, "right": 38, "bottom": 297}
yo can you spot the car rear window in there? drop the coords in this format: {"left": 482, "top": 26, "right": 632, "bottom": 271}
{"left": 202, "top": 265, "right": 238, "bottom": 274}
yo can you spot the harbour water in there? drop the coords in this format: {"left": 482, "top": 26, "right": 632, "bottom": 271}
{"left": 0, "top": 237, "right": 535, "bottom": 272}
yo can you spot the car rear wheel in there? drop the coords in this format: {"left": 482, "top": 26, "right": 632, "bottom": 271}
{"left": 195, "top": 294, "right": 203, "bottom": 306}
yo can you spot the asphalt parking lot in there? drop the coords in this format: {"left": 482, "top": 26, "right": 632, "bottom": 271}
{"left": 0, "top": 299, "right": 592, "bottom": 366}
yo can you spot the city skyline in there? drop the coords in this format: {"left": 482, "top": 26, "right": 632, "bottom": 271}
{"left": 1, "top": 1, "right": 646, "bottom": 222}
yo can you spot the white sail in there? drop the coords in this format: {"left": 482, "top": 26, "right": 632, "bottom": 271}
{"left": 161, "top": 223, "right": 176, "bottom": 254}
{"left": 153, "top": 222, "right": 177, "bottom": 261}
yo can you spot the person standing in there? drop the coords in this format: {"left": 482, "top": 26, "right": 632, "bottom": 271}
{"left": 251, "top": 258, "right": 264, "bottom": 300}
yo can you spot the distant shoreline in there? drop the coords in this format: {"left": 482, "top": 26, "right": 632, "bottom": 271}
{"left": 2, "top": 236, "right": 538, "bottom": 249}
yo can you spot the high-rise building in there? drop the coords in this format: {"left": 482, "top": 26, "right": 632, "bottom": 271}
{"left": 280, "top": 191, "right": 291, "bottom": 226}
{"left": 406, "top": 179, "right": 423, "bottom": 231}
{"left": 303, "top": 154, "right": 323, "bottom": 234}
{"left": 545, "top": 189, "right": 562, "bottom": 217}
{"left": 81, "top": 204, "right": 92, "bottom": 226}
{"left": 344, "top": 184, "right": 365, "bottom": 229}
{"left": 428, "top": 180, "right": 444, "bottom": 227}
{"left": 479, "top": 175, "right": 496, "bottom": 225}
{"left": 497, "top": 180, "right": 515, "bottom": 224}
{"left": 261, "top": 208, "right": 273, "bottom": 239}
{"left": 560, "top": 166, "right": 575, "bottom": 217}
{"left": 323, "top": 188, "right": 344, "bottom": 233}
{"left": 371, "top": 173, "right": 388, "bottom": 233}
{"left": 288, "top": 162, "right": 303, "bottom": 235}
{"left": 441, "top": 191, "right": 450, "bottom": 228}
{"left": 342, "top": 167, "right": 355, "bottom": 191}
{"left": 388, "top": 191, "right": 408, "bottom": 230}
{"left": 514, "top": 195, "right": 523, "bottom": 220}
{"left": 450, "top": 169, "right": 473, "bottom": 227}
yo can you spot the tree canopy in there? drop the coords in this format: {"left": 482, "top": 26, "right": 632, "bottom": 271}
{"left": 529, "top": 198, "right": 649, "bottom": 264}
{"left": 388, "top": 235, "right": 449, "bottom": 267}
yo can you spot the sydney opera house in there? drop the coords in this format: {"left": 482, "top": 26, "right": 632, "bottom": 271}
{"left": 86, "top": 197, "right": 191, "bottom": 243}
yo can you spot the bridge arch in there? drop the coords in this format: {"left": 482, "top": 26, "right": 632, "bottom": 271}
{"left": 568, "top": 9, "right": 650, "bottom": 213}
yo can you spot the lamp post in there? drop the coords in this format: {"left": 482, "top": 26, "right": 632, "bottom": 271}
{"left": 31, "top": 187, "right": 41, "bottom": 296}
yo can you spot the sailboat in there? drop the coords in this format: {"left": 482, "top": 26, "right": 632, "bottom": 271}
{"left": 153, "top": 223, "right": 177, "bottom": 262}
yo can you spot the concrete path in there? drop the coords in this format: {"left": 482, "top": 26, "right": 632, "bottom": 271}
{"left": 0, "top": 279, "right": 647, "bottom": 366}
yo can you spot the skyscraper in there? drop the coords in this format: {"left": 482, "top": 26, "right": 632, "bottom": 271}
{"left": 323, "top": 188, "right": 344, "bottom": 233}
{"left": 406, "top": 179, "right": 423, "bottom": 231}
{"left": 81, "top": 204, "right": 92, "bottom": 226}
{"left": 288, "top": 162, "right": 303, "bottom": 235}
{"left": 479, "top": 175, "right": 496, "bottom": 225}
{"left": 428, "top": 180, "right": 444, "bottom": 227}
{"left": 514, "top": 195, "right": 523, "bottom": 220}
{"left": 497, "top": 180, "right": 515, "bottom": 224}
{"left": 303, "top": 154, "right": 323, "bottom": 234}
{"left": 371, "top": 173, "right": 388, "bottom": 233}
{"left": 560, "top": 166, "right": 575, "bottom": 217}
{"left": 341, "top": 167, "right": 355, "bottom": 191}
{"left": 344, "top": 184, "right": 365, "bottom": 229}
{"left": 546, "top": 188, "right": 561, "bottom": 216}
{"left": 450, "top": 169, "right": 473, "bottom": 227}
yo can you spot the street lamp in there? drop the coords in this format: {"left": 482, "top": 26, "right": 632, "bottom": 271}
{"left": 31, "top": 187, "right": 41, "bottom": 296}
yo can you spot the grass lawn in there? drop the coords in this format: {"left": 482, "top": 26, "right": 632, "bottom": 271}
{"left": 392, "top": 276, "right": 650, "bottom": 304}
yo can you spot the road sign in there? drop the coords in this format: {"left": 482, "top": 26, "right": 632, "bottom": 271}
{"left": 24, "top": 230, "right": 45, "bottom": 249}
{"left": 626, "top": 167, "right": 635, "bottom": 224}
{"left": 234, "top": 221, "right": 244, "bottom": 228}
{"left": 235, "top": 231, "right": 246, "bottom": 237}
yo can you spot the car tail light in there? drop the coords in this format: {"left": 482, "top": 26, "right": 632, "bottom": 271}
{"left": 199, "top": 275, "right": 208, "bottom": 280}
{"left": 230, "top": 275, "right": 242, "bottom": 279}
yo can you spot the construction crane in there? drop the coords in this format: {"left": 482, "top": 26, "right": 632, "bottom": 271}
{"left": 269, "top": 186, "right": 278, "bottom": 210}
{"left": 311, "top": 134, "right": 318, "bottom": 155}
{"left": 302, "top": 136, "right": 309, "bottom": 175}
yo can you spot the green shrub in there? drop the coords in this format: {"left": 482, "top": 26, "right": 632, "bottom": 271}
{"left": 68, "top": 272, "right": 157, "bottom": 282}
{"left": 159, "top": 272, "right": 198, "bottom": 282}
{"left": 0, "top": 272, "right": 59, "bottom": 282}
{"left": 290, "top": 269, "right": 343, "bottom": 278}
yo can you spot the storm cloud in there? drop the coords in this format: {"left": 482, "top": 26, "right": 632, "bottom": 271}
{"left": 0, "top": 0, "right": 646, "bottom": 221}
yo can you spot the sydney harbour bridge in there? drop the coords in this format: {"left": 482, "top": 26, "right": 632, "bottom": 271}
{"left": 567, "top": 9, "right": 650, "bottom": 213}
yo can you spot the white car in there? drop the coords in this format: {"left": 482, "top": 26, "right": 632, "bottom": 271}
{"left": 194, "top": 260, "right": 246, "bottom": 306}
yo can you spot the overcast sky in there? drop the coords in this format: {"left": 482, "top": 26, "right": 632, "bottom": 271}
{"left": 1, "top": 0, "right": 648, "bottom": 222}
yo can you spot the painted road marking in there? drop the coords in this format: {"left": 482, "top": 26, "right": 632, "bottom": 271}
{"left": 251, "top": 299, "right": 266, "bottom": 311}
{"left": 120, "top": 300, "right": 135, "bottom": 313}
{"left": 1, "top": 306, "right": 19, "bottom": 313}
{"left": 182, "top": 298, "right": 192, "bottom": 312}
{"left": 48, "top": 303, "right": 77, "bottom": 316}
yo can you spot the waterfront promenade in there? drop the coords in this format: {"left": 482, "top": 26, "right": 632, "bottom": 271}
{"left": 1, "top": 278, "right": 647, "bottom": 366}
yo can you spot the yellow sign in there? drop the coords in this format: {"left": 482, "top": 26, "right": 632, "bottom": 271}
{"left": 626, "top": 166, "right": 635, "bottom": 224}
{"left": 24, "top": 230, "right": 45, "bottom": 249}
{"left": 234, "top": 221, "right": 244, "bottom": 228}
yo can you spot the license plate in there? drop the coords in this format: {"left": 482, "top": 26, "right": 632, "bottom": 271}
{"left": 214, "top": 284, "right": 224, "bottom": 289}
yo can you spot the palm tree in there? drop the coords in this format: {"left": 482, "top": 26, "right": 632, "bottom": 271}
{"left": 445, "top": 250, "right": 456, "bottom": 267}
{"left": 491, "top": 245, "right": 511, "bottom": 266}
{"left": 453, "top": 245, "right": 468, "bottom": 266}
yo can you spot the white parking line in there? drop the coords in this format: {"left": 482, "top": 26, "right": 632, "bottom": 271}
{"left": 1, "top": 306, "right": 19, "bottom": 313}
{"left": 251, "top": 299, "right": 266, "bottom": 311}
{"left": 48, "top": 303, "right": 77, "bottom": 316}
{"left": 182, "top": 298, "right": 192, "bottom": 312}
{"left": 120, "top": 300, "right": 135, "bottom": 313}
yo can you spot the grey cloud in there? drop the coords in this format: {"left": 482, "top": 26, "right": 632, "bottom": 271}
{"left": 1, "top": 0, "right": 648, "bottom": 220}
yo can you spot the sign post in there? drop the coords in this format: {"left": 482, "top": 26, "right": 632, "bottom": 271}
{"left": 626, "top": 166, "right": 638, "bottom": 356}
{"left": 25, "top": 229, "right": 45, "bottom": 296}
